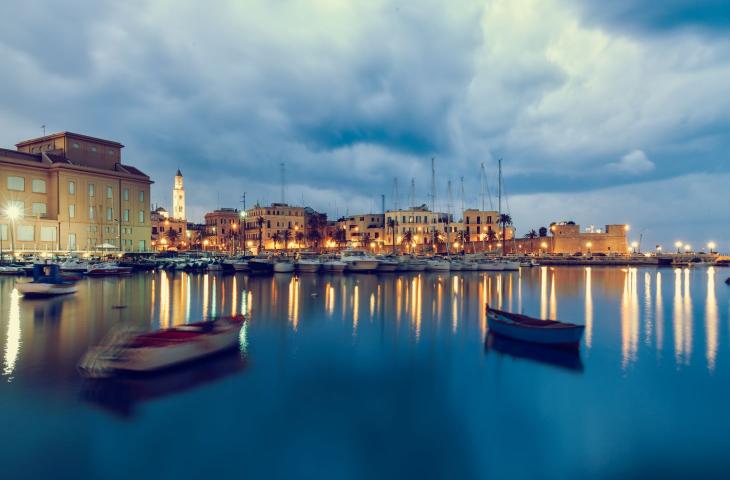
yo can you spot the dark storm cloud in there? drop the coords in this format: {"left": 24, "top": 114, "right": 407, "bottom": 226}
{"left": 573, "top": 0, "right": 730, "bottom": 34}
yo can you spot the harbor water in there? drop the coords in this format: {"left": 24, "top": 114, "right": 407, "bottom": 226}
{"left": 1, "top": 266, "right": 729, "bottom": 479}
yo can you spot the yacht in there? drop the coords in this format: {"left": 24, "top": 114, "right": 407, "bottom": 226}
{"left": 273, "top": 258, "right": 296, "bottom": 273}
{"left": 16, "top": 264, "right": 78, "bottom": 297}
{"left": 376, "top": 257, "right": 399, "bottom": 272}
{"left": 59, "top": 258, "right": 90, "bottom": 273}
{"left": 340, "top": 250, "right": 379, "bottom": 273}
{"left": 425, "top": 258, "right": 450, "bottom": 272}
{"left": 297, "top": 258, "right": 322, "bottom": 273}
{"left": 87, "top": 262, "right": 133, "bottom": 276}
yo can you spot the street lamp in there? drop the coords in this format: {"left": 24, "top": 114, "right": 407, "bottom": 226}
{"left": 683, "top": 244, "right": 691, "bottom": 253}
{"left": 631, "top": 241, "right": 639, "bottom": 254}
{"left": 675, "top": 241, "right": 683, "bottom": 253}
{"left": 586, "top": 241, "right": 592, "bottom": 255}
{"left": 708, "top": 241, "right": 716, "bottom": 254}
{"left": 3, "top": 202, "right": 22, "bottom": 258}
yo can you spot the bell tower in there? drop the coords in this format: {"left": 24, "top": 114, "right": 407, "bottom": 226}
{"left": 173, "top": 169, "right": 186, "bottom": 220}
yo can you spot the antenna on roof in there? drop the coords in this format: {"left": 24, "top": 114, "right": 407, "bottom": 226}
{"left": 280, "top": 162, "right": 286, "bottom": 204}
{"left": 409, "top": 178, "right": 415, "bottom": 209}
{"left": 42, "top": 125, "right": 46, "bottom": 136}
{"left": 430, "top": 157, "right": 436, "bottom": 212}
{"left": 460, "top": 176, "right": 465, "bottom": 217}
{"left": 392, "top": 178, "right": 400, "bottom": 211}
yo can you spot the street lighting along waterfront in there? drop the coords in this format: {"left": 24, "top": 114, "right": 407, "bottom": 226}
{"left": 708, "top": 242, "right": 716, "bottom": 254}
{"left": 2, "top": 202, "right": 22, "bottom": 258}
{"left": 675, "top": 241, "right": 683, "bottom": 253}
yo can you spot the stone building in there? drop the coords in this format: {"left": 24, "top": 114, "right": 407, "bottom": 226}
{"left": 512, "top": 222, "right": 629, "bottom": 254}
{"left": 243, "top": 203, "right": 305, "bottom": 251}
{"left": 151, "top": 207, "right": 187, "bottom": 250}
{"left": 204, "top": 208, "right": 242, "bottom": 251}
{"left": 0, "top": 131, "right": 152, "bottom": 253}
{"left": 336, "top": 213, "right": 385, "bottom": 249}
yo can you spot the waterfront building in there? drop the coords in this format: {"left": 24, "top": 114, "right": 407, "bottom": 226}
{"left": 204, "top": 208, "right": 242, "bottom": 251}
{"left": 172, "top": 169, "right": 186, "bottom": 221}
{"left": 384, "top": 205, "right": 453, "bottom": 251}
{"left": 512, "top": 222, "right": 629, "bottom": 255}
{"left": 151, "top": 206, "right": 187, "bottom": 250}
{"left": 0, "top": 131, "right": 152, "bottom": 253}
{"left": 243, "top": 203, "right": 306, "bottom": 251}
{"left": 336, "top": 213, "right": 385, "bottom": 249}
{"left": 462, "top": 208, "right": 514, "bottom": 252}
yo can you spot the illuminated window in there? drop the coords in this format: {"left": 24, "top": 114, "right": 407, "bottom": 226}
{"left": 138, "top": 190, "right": 144, "bottom": 202}
{"left": 106, "top": 186, "right": 113, "bottom": 199}
{"left": 88, "top": 183, "right": 95, "bottom": 196}
{"left": 123, "top": 188, "right": 129, "bottom": 201}
{"left": 68, "top": 180, "right": 76, "bottom": 194}
{"left": 138, "top": 210, "right": 144, "bottom": 223}
{"left": 107, "top": 208, "right": 113, "bottom": 221}
{"left": 68, "top": 204, "right": 76, "bottom": 218}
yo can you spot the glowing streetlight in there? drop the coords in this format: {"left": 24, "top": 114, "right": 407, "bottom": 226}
{"left": 683, "top": 244, "right": 691, "bottom": 252}
{"left": 3, "top": 202, "right": 23, "bottom": 257}
{"left": 630, "top": 240, "right": 639, "bottom": 254}
{"left": 675, "top": 241, "right": 683, "bottom": 253}
{"left": 708, "top": 241, "right": 716, "bottom": 254}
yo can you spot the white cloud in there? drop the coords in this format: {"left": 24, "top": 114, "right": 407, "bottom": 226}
{"left": 606, "top": 149, "right": 655, "bottom": 174}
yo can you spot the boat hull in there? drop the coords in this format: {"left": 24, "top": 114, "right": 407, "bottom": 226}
{"left": 344, "top": 261, "right": 379, "bottom": 273}
{"left": 273, "top": 262, "right": 295, "bottom": 273}
{"left": 376, "top": 262, "right": 399, "bottom": 272}
{"left": 487, "top": 315, "right": 584, "bottom": 348}
{"left": 16, "top": 282, "right": 78, "bottom": 297}
{"left": 247, "top": 260, "right": 274, "bottom": 275}
{"left": 297, "top": 262, "right": 321, "bottom": 273}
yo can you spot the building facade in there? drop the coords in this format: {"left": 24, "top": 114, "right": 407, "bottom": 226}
{"left": 384, "top": 205, "right": 454, "bottom": 250}
{"left": 204, "top": 208, "right": 242, "bottom": 251}
{"left": 512, "top": 222, "right": 629, "bottom": 254}
{"left": 336, "top": 213, "right": 385, "bottom": 248}
{"left": 0, "top": 132, "right": 152, "bottom": 253}
{"left": 151, "top": 207, "right": 188, "bottom": 250}
{"left": 243, "top": 203, "right": 306, "bottom": 251}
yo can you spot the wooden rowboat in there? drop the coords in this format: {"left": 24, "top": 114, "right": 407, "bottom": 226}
{"left": 486, "top": 305, "right": 584, "bottom": 349}
{"left": 79, "top": 315, "right": 246, "bottom": 378}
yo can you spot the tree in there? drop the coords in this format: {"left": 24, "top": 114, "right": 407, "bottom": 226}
{"left": 498, "top": 213, "right": 512, "bottom": 253}
{"left": 272, "top": 232, "right": 282, "bottom": 252}
{"left": 455, "top": 230, "right": 468, "bottom": 254}
{"left": 333, "top": 228, "right": 347, "bottom": 249}
{"left": 282, "top": 229, "right": 292, "bottom": 252}
{"left": 306, "top": 214, "right": 327, "bottom": 250}
{"left": 257, "top": 216, "right": 265, "bottom": 252}
{"left": 401, "top": 230, "right": 413, "bottom": 253}
{"left": 295, "top": 231, "right": 305, "bottom": 248}
{"left": 538, "top": 226, "right": 548, "bottom": 237}
{"left": 526, "top": 229, "right": 538, "bottom": 253}
{"left": 387, "top": 218, "right": 397, "bottom": 254}
{"left": 307, "top": 229, "right": 322, "bottom": 250}
{"left": 166, "top": 229, "right": 179, "bottom": 247}
{"left": 486, "top": 229, "right": 497, "bottom": 250}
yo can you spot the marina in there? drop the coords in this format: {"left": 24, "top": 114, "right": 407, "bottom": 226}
{"left": 1, "top": 265, "right": 729, "bottom": 477}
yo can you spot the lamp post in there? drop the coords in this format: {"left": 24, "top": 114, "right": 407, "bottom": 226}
{"left": 631, "top": 241, "right": 639, "bottom": 254}
{"left": 708, "top": 242, "right": 716, "bottom": 254}
{"left": 586, "top": 241, "right": 592, "bottom": 255}
{"left": 675, "top": 241, "right": 683, "bottom": 254}
{"left": 4, "top": 203, "right": 22, "bottom": 259}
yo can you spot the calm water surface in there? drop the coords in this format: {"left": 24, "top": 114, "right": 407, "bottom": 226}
{"left": 1, "top": 267, "right": 729, "bottom": 479}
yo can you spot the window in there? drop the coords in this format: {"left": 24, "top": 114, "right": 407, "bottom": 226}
{"left": 138, "top": 211, "right": 144, "bottom": 223}
{"left": 31, "top": 203, "right": 47, "bottom": 216}
{"left": 68, "top": 180, "right": 76, "bottom": 195}
{"left": 69, "top": 204, "right": 76, "bottom": 219}
{"left": 106, "top": 186, "right": 113, "bottom": 199}
{"left": 138, "top": 240, "right": 146, "bottom": 251}
{"left": 32, "top": 179, "right": 47, "bottom": 193}
{"left": 89, "top": 206, "right": 95, "bottom": 220}
{"left": 7, "top": 176, "right": 24, "bottom": 191}
{"left": 17, "top": 225, "right": 34, "bottom": 242}
{"left": 88, "top": 183, "right": 95, "bottom": 196}
{"left": 72, "top": 143, "right": 80, "bottom": 149}
{"left": 487, "top": 216, "right": 492, "bottom": 224}
{"left": 68, "top": 233, "right": 77, "bottom": 250}
{"left": 138, "top": 190, "right": 144, "bottom": 202}
{"left": 123, "top": 188, "right": 129, "bottom": 201}
{"left": 107, "top": 207, "right": 114, "bottom": 221}
{"left": 476, "top": 216, "right": 481, "bottom": 224}
{"left": 40, "top": 226, "right": 57, "bottom": 242}
{"left": 123, "top": 209, "right": 129, "bottom": 222}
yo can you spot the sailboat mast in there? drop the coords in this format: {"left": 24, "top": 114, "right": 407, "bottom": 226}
{"left": 498, "top": 158, "right": 502, "bottom": 217}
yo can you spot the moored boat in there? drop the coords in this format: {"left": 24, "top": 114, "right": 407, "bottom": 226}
{"left": 87, "top": 262, "right": 133, "bottom": 276}
{"left": 425, "top": 259, "right": 450, "bottom": 272}
{"left": 376, "top": 258, "right": 399, "bottom": 272}
{"left": 322, "top": 259, "right": 347, "bottom": 273}
{"left": 486, "top": 305, "right": 585, "bottom": 349}
{"left": 78, "top": 315, "right": 246, "bottom": 377}
{"left": 340, "top": 250, "right": 379, "bottom": 273}
{"left": 247, "top": 257, "right": 274, "bottom": 275}
{"left": 60, "top": 258, "right": 90, "bottom": 273}
{"left": 296, "top": 259, "right": 322, "bottom": 273}
{"left": 273, "top": 259, "right": 295, "bottom": 273}
{"left": 16, "top": 264, "right": 78, "bottom": 298}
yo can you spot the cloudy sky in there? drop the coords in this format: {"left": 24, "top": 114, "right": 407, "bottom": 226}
{"left": 1, "top": 0, "right": 729, "bottom": 249}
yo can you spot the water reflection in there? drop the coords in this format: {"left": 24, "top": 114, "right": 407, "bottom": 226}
{"left": 485, "top": 333, "right": 584, "bottom": 373}
{"left": 706, "top": 268, "right": 718, "bottom": 373}
{"left": 3, "top": 288, "right": 21, "bottom": 380}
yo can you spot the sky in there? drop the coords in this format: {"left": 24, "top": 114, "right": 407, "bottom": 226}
{"left": 1, "top": 0, "right": 729, "bottom": 250}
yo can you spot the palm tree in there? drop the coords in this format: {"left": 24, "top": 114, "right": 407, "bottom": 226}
{"left": 486, "top": 229, "right": 497, "bottom": 251}
{"left": 401, "top": 230, "right": 413, "bottom": 253}
{"left": 455, "top": 230, "right": 468, "bottom": 254}
{"left": 295, "top": 231, "right": 305, "bottom": 249}
{"left": 272, "top": 232, "right": 282, "bottom": 252}
{"left": 498, "top": 213, "right": 512, "bottom": 253}
{"left": 386, "top": 218, "right": 397, "bottom": 254}
{"left": 282, "top": 229, "right": 292, "bottom": 252}
{"left": 526, "top": 229, "right": 538, "bottom": 253}
{"left": 361, "top": 232, "right": 372, "bottom": 251}
{"left": 333, "top": 228, "right": 347, "bottom": 249}
{"left": 538, "top": 226, "right": 548, "bottom": 237}
{"left": 257, "top": 216, "right": 265, "bottom": 252}
{"left": 307, "top": 229, "right": 322, "bottom": 251}
{"left": 166, "top": 229, "right": 179, "bottom": 247}
{"left": 306, "top": 214, "right": 326, "bottom": 250}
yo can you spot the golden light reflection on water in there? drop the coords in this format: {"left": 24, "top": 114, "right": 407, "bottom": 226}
{"left": 655, "top": 272, "right": 663, "bottom": 352}
{"left": 644, "top": 272, "right": 652, "bottom": 345}
{"left": 288, "top": 277, "right": 300, "bottom": 331}
{"left": 3, "top": 288, "right": 21, "bottom": 380}
{"left": 621, "top": 268, "right": 639, "bottom": 369}
{"left": 353, "top": 284, "right": 359, "bottom": 336}
{"left": 585, "top": 267, "right": 593, "bottom": 349}
{"left": 540, "top": 266, "right": 548, "bottom": 320}
{"left": 160, "top": 271, "right": 170, "bottom": 328}
{"left": 549, "top": 269, "right": 557, "bottom": 320}
{"left": 706, "top": 268, "right": 718, "bottom": 372}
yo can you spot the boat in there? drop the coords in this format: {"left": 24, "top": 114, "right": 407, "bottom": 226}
{"left": 59, "top": 258, "right": 90, "bottom": 273}
{"left": 86, "top": 262, "right": 133, "bottom": 276}
{"left": 296, "top": 259, "right": 322, "bottom": 273}
{"left": 78, "top": 315, "right": 246, "bottom": 377}
{"left": 486, "top": 305, "right": 585, "bottom": 349}
{"left": 461, "top": 261, "right": 479, "bottom": 271}
{"left": 499, "top": 260, "right": 520, "bottom": 271}
{"left": 247, "top": 257, "right": 274, "bottom": 275}
{"left": 15, "top": 263, "right": 78, "bottom": 298}
{"left": 519, "top": 259, "right": 539, "bottom": 268}
{"left": 397, "top": 257, "right": 428, "bottom": 272}
{"left": 340, "top": 250, "right": 379, "bottom": 273}
{"left": 321, "top": 259, "right": 347, "bottom": 273}
{"left": 0, "top": 265, "right": 24, "bottom": 275}
{"left": 477, "top": 260, "right": 503, "bottom": 271}
{"left": 376, "top": 258, "right": 399, "bottom": 272}
{"left": 425, "top": 259, "right": 450, "bottom": 271}
{"left": 273, "top": 259, "right": 295, "bottom": 273}
{"left": 449, "top": 260, "right": 464, "bottom": 271}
